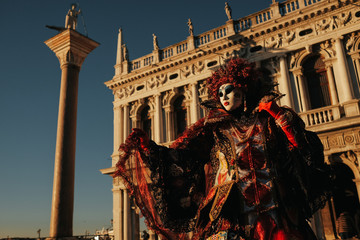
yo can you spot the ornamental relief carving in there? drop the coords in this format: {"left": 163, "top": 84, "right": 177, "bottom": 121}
{"left": 162, "top": 89, "right": 177, "bottom": 106}
{"left": 346, "top": 32, "right": 359, "bottom": 52}
{"left": 184, "top": 85, "right": 192, "bottom": 101}
{"left": 266, "top": 34, "right": 282, "bottom": 49}
{"left": 321, "top": 130, "right": 360, "bottom": 151}
{"left": 315, "top": 12, "right": 351, "bottom": 34}
{"left": 283, "top": 31, "right": 296, "bottom": 45}
{"left": 198, "top": 80, "right": 208, "bottom": 98}
{"left": 125, "top": 85, "right": 135, "bottom": 97}
{"left": 147, "top": 74, "right": 167, "bottom": 89}
{"left": 193, "top": 61, "right": 205, "bottom": 75}
{"left": 320, "top": 40, "right": 336, "bottom": 58}
{"left": 115, "top": 88, "right": 126, "bottom": 100}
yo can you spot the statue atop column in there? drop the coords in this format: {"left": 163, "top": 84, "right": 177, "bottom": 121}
{"left": 153, "top": 33, "right": 159, "bottom": 51}
{"left": 65, "top": 3, "right": 81, "bottom": 30}
{"left": 187, "top": 18, "right": 194, "bottom": 36}
{"left": 225, "top": 2, "right": 232, "bottom": 20}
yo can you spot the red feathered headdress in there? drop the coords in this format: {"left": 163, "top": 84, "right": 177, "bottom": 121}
{"left": 206, "top": 58, "right": 260, "bottom": 100}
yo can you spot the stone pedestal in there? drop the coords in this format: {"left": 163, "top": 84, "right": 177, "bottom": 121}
{"left": 343, "top": 99, "right": 360, "bottom": 117}
{"left": 44, "top": 29, "right": 99, "bottom": 239}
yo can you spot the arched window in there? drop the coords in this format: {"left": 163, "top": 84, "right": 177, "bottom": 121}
{"left": 173, "top": 95, "right": 187, "bottom": 138}
{"left": 303, "top": 55, "right": 331, "bottom": 109}
{"left": 140, "top": 105, "right": 151, "bottom": 139}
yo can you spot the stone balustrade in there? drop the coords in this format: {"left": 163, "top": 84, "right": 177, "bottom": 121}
{"left": 125, "top": 0, "right": 324, "bottom": 73}
{"left": 299, "top": 105, "right": 341, "bottom": 127}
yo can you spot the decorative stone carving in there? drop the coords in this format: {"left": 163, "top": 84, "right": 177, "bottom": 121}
{"left": 346, "top": 32, "right": 357, "bottom": 51}
{"left": 283, "top": 31, "right": 295, "bottom": 45}
{"left": 337, "top": 12, "right": 351, "bottom": 27}
{"left": 125, "top": 85, "right": 135, "bottom": 97}
{"left": 162, "top": 89, "right": 177, "bottom": 106}
{"left": 289, "top": 52, "right": 301, "bottom": 69}
{"left": 182, "top": 65, "right": 192, "bottom": 78}
{"left": 198, "top": 81, "right": 208, "bottom": 98}
{"left": 116, "top": 88, "right": 126, "bottom": 100}
{"left": 193, "top": 61, "right": 205, "bottom": 74}
{"left": 184, "top": 85, "right": 192, "bottom": 100}
{"left": 320, "top": 40, "right": 336, "bottom": 58}
{"left": 130, "top": 100, "right": 141, "bottom": 117}
{"left": 57, "top": 50, "right": 86, "bottom": 67}
{"left": 147, "top": 96, "right": 156, "bottom": 111}
{"left": 266, "top": 34, "right": 281, "bottom": 48}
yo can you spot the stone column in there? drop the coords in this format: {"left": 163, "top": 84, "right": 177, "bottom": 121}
{"left": 44, "top": 29, "right": 99, "bottom": 239}
{"left": 163, "top": 106, "right": 174, "bottom": 142}
{"left": 190, "top": 83, "right": 200, "bottom": 124}
{"left": 325, "top": 63, "right": 339, "bottom": 105}
{"left": 112, "top": 181, "right": 124, "bottom": 240}
{"left": 123, "top": 191, "right": 131, "bottom": 240}
{"left": 123, "top": 104, "right": 130, "bottom": 140}
{"left": 278, "top": 55, "right": 294, "bottom": 108}
{"left": 154, "top": 94, "right": 163, "bottom": 142}
{"left": 113, "top": 104, "right": 123, "bottom": 165}
{"left": 333, "top": 37, "right": 354, "bottom": 102}
{"left": 292, "top": 68, "right": 310, "bottom": 112}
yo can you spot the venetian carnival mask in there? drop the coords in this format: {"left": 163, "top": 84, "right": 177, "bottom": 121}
{"left": 219, "top": 83, "right": 243, "bottom": 112}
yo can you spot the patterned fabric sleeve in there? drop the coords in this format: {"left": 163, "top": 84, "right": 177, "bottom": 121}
{"left": 115, "top": 118, "right": 213, "bottom": 239}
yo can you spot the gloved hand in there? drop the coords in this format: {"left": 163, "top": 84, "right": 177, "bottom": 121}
{"left": 259, "top": 101, "right": 298, "bottom": 147}
{"left": 126, "top": 128, "right": 150, "bottom": 152}
{"left": 258, "top": 101, "right": 283, "bottom": 119}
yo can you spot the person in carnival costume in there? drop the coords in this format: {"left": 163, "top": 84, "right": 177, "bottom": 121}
{"left": 115, "top": 58, "right": 331, "bottom": 240}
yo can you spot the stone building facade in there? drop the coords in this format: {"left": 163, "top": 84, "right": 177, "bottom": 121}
{"left": 101, "top": 0, "right": 360, "bottom": 239}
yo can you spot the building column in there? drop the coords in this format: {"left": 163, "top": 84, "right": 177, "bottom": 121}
{"left": 190, "top": 83, "right": 200, "bottom": 124}
{"left": 123, "top": 104, "right": 130, "bottom": 140}
{"left": 123, "top": 191, "right": 131, "bottom": 240}
{"left": 333, "top": 37, "right": 354, "bottom": 102}
{"left": 324, "top": 63, "right": 339, "bottom": 105}
{"left": 45, "top": 29, "right": 99, "bottom": 239}
{"left": 278, "top": 55, "right": 294, "bottom": 108}
{"left": 113, "top": 105, "right": 123, "bottom": 165}
{"left": 154, "top": 94, "right": 163, "bottom": 142}
{"left": 292, "top": 68, "right": 310, "bottom": 112}
{"left": 163, "top": 105, "right": 174, "bottom": 142}
{"left": 112, "top": 182, "right": 124, "bottom": 240}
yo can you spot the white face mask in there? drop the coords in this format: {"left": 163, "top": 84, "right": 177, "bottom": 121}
{"left": 219, "top": 83, "right": 243, "bottom": 111}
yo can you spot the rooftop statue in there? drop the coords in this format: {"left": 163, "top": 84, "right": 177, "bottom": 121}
{"left": 187, "top": 18, "right": 194, "bottom": 36}
{"left": 153, "top": 33, "right": 159, "bottom": 51}
{"left": 65, "top": 3, "right": 81, "bottom": 30}
{"left": 225, "top": 2, "right": 232, "bottom": 20}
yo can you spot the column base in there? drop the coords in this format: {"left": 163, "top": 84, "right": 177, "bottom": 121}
{"left": 343, "top": 99, "right": 360, "bottom": 117}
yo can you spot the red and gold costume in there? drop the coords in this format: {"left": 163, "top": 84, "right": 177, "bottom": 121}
{"left": 115, "top": 59, "right": 331, "bottom": 240}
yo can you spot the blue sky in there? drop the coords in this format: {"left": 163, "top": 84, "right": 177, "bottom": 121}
{"left": 0, "top": 0, "right": 273, "bottom": 237}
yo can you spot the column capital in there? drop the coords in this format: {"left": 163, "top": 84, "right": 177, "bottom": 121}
{"left": 45, "top": 29, "right": 99, "bottom": 68}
